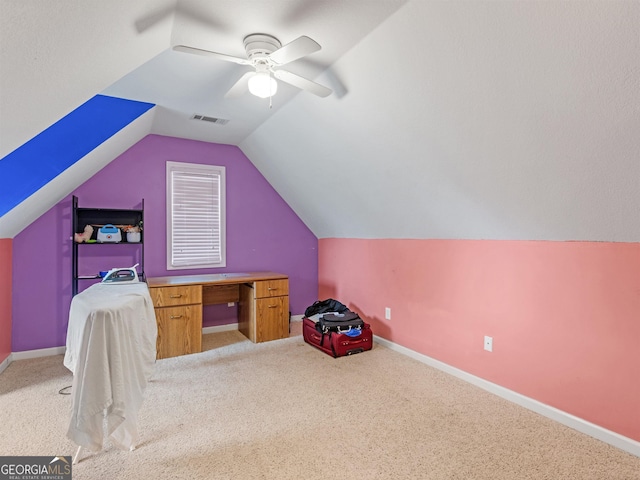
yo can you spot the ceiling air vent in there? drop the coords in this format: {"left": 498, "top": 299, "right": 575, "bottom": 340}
{"left": 191, "top": 114, "right": 229, "bottom": 125}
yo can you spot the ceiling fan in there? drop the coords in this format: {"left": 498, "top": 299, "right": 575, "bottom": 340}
{"left": 173, "top": 34, "right": 332, "bottom": 100}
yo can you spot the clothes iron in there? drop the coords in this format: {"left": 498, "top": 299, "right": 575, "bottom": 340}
{"left": 101, "top": 264, "right": 140, "bottom": 284}
{"left": 97, "top": 224, "right": 122, "bottom": 243}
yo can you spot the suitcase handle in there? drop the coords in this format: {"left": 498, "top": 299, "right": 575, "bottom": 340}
{"left": 310, "top": 332, "right": 331, "bottom": 348}
{"left": 340, "top": 337, "right": 368, "bottom": 345}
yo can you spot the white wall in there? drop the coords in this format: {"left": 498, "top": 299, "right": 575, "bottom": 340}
{"left": 0, "top": 0, "right": 170, "bottom": 159}
{"left": 241, "top": 0, "right": 640, "bottom": 241}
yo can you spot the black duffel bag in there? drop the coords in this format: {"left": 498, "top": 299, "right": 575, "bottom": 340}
{"left": 304, "top": 298, "right": 349, "bottom": 317}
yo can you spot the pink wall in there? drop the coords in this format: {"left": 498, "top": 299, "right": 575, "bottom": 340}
{"left": 318, "top": 238, "right": 640, "bottom": 442}
{"left": 0, "top": 238, "right": 11, "bottom": 363}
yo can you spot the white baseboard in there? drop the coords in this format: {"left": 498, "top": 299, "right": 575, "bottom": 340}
{"left": 2, "top": 318, "right": 304, "bottom": 368}
{"left": 373, "top": 335, "right": 640, "bottom": 458}
{"left": 11, "top": 346, "right": 66, "bottom": 361}
{"left": 11, "top": 327, "right": 634, "bottom": 457}
{"left": 2, "top": 316, "right": 306, "bottom": 367}
{"left": 202, "top": 315, "right": 303, "bottom": 335}
{"left": 202, "top": 323, "right": 239, "bottom": 335}
{"left": 0, "top": 354, "right": 11, "bottom": 375}
{"left": 1, "top": 346, "right": 67, "bottom": 374}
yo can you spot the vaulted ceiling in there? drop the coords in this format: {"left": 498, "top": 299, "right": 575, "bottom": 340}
{"left": 1, "top": 1, "right": 639, "bottom": 241}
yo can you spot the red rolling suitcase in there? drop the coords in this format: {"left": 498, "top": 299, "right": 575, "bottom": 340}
{"left": 302, "top": 316, "right": 372, "bottom": 358}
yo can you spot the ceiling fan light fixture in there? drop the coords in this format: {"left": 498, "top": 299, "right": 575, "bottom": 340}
{"left": 174, "top": 33, "right": 332, "bottom": 99}
{"left": 248, "top": 72, "right": 277, "bottom": 98}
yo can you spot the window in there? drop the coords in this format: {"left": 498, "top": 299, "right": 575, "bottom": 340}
{"left": 166, "top": 161, "right": 226, "bottom": 270}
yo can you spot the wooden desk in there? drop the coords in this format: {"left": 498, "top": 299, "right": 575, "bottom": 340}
{"left": 147, "top": 272, "right": 289, "bottom": 359}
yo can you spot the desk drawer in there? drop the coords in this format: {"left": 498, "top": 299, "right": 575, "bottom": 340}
{"left": 150, "top": 285, "right": 202, "bottom": 307}
{"left": 254, "top": 279, "right": 289, "bottom": 298}
{"left": 255, "top": 296, "right": 289, "bottom": 342}
{"left": 155, "top": 305, "right": 202, "bottom": 359}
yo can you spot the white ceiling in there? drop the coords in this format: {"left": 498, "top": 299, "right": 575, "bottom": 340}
{"left": 0, "top": 0, "right": 407, "bottom": 154}
{"left": 2, "top": 1, "right": 640, "bottom": 241}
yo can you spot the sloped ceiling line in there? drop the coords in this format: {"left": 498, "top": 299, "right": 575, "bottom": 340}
{"left": 0, "top": 95, "right": 155, "bottom": 238}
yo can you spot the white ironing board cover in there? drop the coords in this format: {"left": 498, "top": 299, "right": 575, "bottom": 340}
{"left": 64, "top": 282, "right": 157, "bottom": 451}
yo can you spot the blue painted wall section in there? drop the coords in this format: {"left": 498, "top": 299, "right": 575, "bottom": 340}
{"left": 0, "top": 95, "right": 154, "bottom": 217}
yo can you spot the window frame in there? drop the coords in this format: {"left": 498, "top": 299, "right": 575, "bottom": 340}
{"left": 166, "top": 161, "right": 226, "bottom": 270}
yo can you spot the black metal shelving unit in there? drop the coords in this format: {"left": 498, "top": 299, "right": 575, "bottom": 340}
{"left": 72, "top": 195, "right": 145, "bottom": 295}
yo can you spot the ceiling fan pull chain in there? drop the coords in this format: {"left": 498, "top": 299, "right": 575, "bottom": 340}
{"left": 269, "top": 71, "right": 274, "bottom": 109}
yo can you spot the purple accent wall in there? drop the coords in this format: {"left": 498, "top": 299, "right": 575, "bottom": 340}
{"left": 11, "top": 135, "right": 318, "bottom": 352}
{"left": 0, "top": 238, "right": 11, "bottom": 363}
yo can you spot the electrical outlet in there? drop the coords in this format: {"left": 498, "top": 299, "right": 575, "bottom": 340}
{"left": 484, "top": 336, "right": 493, "bottom": 352}
{"left": 228, "top": 302, "right": 235, "bottom": 307}
{"left": 385, "top": 307, "right": 391, "bottom": 320}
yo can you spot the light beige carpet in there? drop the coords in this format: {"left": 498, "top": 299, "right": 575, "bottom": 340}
{"left": 1, "top": 323, "right": 639, "bottom": 479}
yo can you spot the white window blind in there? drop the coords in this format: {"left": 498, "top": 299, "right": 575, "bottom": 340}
{"left": 167, "top": 161, "right": 226, "bottom": 269}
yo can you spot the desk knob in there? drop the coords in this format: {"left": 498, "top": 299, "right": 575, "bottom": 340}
{"left": 169, "top": 294, "right": 183, "bottom": 298}
{"left": 170, "top": 315, "right": 183, "bottom": 319}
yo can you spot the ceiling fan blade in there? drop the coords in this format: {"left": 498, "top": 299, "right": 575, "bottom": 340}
{"left": 135, "top": 3, "right": 228, "bottom": 33}
{"left": 172, "top": 45, "right": 251, "bottom": 65}
{"left": 174, "top": 4, "right": 228, "bottom": 32}
{"left": 280, "top": 0, "right": 327, "bottom": 24}
{"left": 273, "top": 70, "right": 332, "bottom": 97}
{"left": 224, "top": 72, "right": 254, "bottom": 98}
{"left": 134, "top": 5, "right": 174, "bottom": 33}
{"left": 268, "top": 36, "right": 321, "bottom": 66}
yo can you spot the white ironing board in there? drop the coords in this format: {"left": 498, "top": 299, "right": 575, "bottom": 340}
{"left": 64, "top": 282, "right": 157, "bottom": 462}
